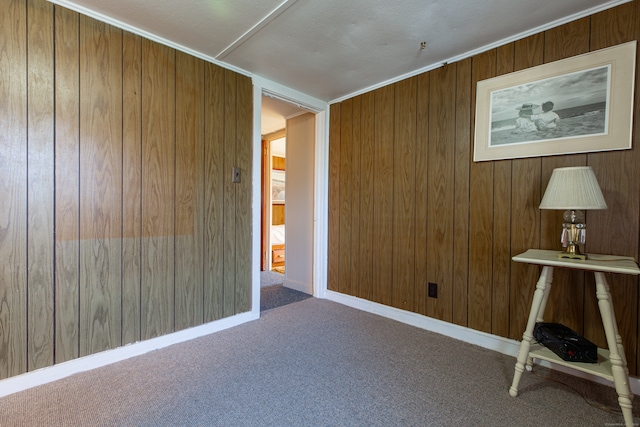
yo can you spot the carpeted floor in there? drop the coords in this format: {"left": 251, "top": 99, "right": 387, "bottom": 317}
{"left": 1, "top": 298, "right": 638, "bottom": 426}
{"left": 260, "top": 270, "right": 285, "bottom": 287}
{"left": 260, "top": 270, "right": 311, "bottom": 311}
{"left": 260, "top": 284, "right": 312, "bottom": 311}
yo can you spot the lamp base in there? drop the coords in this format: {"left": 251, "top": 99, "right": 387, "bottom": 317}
{"left": 557, "top": 244, "right": 587, "bottom": 260}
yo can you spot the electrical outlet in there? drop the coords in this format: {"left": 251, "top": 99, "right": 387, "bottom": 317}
{"left": 428, "top": 282, "right": 438, "bottom": 298}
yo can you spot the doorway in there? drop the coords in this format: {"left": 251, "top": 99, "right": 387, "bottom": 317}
{"left": 251, "top": 83, "right": 328, "bottom": 316}
{"left": 259, "top": 94, "right": 315, "bottom": 309}
{"left": 261, "top": 129, "right": 286, "bottom": 274}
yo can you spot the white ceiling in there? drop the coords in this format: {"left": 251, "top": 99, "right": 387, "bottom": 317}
{"left": 262, "top": 95, "right": 307, "bottom": 135}
{"left": 52, "top": 0, "right": 628, "bottom": 104}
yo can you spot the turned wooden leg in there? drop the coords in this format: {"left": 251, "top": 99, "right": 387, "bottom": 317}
{"left": 510, "top": 266, "right": 553, "bottom": 397}
{"left": 594, "top": 272, "right": 634, "bottom": 427}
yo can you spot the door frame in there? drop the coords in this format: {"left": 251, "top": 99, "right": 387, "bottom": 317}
{"left": 261, "top": 129, "right": 286, "bottom": 271}
{"left": 251, "top": 77, "right": 329, "bottom": 316}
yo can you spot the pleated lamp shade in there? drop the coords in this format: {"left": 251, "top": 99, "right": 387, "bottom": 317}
{"left": 539, "top": 166, "right": 607, "bottom": 210}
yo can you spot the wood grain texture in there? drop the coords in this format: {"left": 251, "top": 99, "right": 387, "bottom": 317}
{"left": 27, "top": 0, "right": 54, "bottom": 370}
{"left": 175, "top": 52, "right": 205, "bottom": 329}
{"left": 372, "top": 86, "right": 395, "bottom": 306}
{"left": 327, "top": 1, "right": 640, "bottom": 376}
{"left": 427, "top": 67, "right": 455, "bottom": 321}
{"left": 223, "top": 69, "right": 237, "bottom": 318}
{"left": 234, "top": 74, "right": 252, "bottom": 314}
{"left": 414, "top": 73, "right": 430, "bottom": 316}
{"left": 261, "top": 140, "right": 269, "bottom": 270}
{"left": 204, "top": 62, "right": 224, "bottom": 322}
{"left": 0, "top": 0, "right": 28, "bottom": 378}
{"left": 393, "top": 77, "right": 416, "bottom": 311}
{"left": 468, "top": 49, "right": 496, "bottom": 333}
{"left": 490, "top": 44, "right": 514, "bottom": 338}
{"left": 79, "top": 16, "right": 123, "bottom": 355}
{"left": 357, "top": 91, "right": 375, "bottom": 301}
{"left": 54, "top": 4, "right": 80, "bottom": 363}
{"left": 350, "top": 96, "right": 361, "bottom": 298}
{"left": 121, "top": 31, "right": 142, "bottom": 345}
{"left": 272, "top": 205, "right": 285, "bottom": 225}
{"left": 508, "top": 34, "right": 544, "bottom": 340}
{"left": 0, "top": 0, "right": 255, "bottom": 380}
{"left": 338, "top": 99, "right": 353, "bottom": 295}
{"left": 453, "top": 58, "right": 471, "bottom": 327}
{"left": 586, "top": 1, "right": 639, "bottom": 372}
{"left": 327, "top": 103, "right": 341, "bottom": 292}
{"left": 272, "top": 156, "right": 286, "bottom": 170}
{"left": 537, "top": 19, "right": 589, "bottom": 335}
{"left": 141, "top": 39, "right": 174, "bottom": 340}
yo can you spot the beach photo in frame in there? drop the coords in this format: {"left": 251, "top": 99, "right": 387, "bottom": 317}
{"left": 473, "top": 41, "right": 636, "bottom": 162}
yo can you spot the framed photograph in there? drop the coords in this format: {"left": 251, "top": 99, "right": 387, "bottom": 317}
{"left": 271, "top": 170, "right": 285, "bottom": 204}
{"left": 474, "top": 41, "right": 636, "bottom": 162}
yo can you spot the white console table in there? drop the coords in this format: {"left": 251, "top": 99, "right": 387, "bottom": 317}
{"left": 509, "top": 249, "right": 640, "bottom": 427}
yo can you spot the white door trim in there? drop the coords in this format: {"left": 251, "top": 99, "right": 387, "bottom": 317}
{"left": 252, "top": 77, "right": 329, "bottom": 316}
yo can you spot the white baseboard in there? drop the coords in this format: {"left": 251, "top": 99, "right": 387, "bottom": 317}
{"left": 283, "top": 277, "right": 312, "bottom": 295}
{"left": 4, "top": 292, "right": 639, "bottom": 399}
{"left": 325, "top": 290, "right": 640, "bottom": 395}
{"left": 0, "top": 311, "right": 258, "bottom": 399}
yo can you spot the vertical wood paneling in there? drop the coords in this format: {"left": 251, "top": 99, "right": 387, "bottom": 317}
{"left": 327, "top": 103, "right": 341, "bottom": 292}
{"left": 427, "top": 67, "right": 456, "bottom": 321}
{"left": 350, "top": 96, "right": 362, "bottom": 298}
{"left": 508, "top": 34, "right": 544, "bottom": 340}
{"left": 223, "top": 69, "right": 237, "bottom": 317}
{"left": 587, "top": 2, "right": 639, "bottom": 373}
{"left": 79, "top": 16, "right": 123, "bottom": 355}
{"left": 338, "top": 99, "right": 353, "bottom": 295}
{"left": 357, "top": 92, "right": 375, "bottom": 301}
{"left": 393, "top": 77, "right": 416, "bottom": 311}
{"left": 372, "top": 86, "right": 395, "bottom": 305}
{"left": 204, "top": 62, "right": 224, "bottom": 322}
{"left": 468, "top": 50, "right": 496, "bottom": 333}
{"left": 0, "top": 0, "right": 28, "bottom": 378}
{"left": 121, "top": 31, "right": 142, "bottom": 345}
{"left": 328, "top": 1, "right": 640, "bottom": 377}
{"left": 3, "top": 0, "right": 640, "bottom": 384}
{"left": 54, "top": 5, "right": 80, "bottom": 362}
{"left": 235, "top": 74, "right": 252, "bottom": 313}
{"left": 141, "top": 39, "right": 174, "bottom": 339}
{"left": 414, "top": 73, "right": 430, "bottom": 316}
{"left": 453, "top": 58, "right": 471, "bottom": 327}
{"left": 538, "top": 19, "right": 590, "bottom": 335}
{"left": 27, "top": 0, "right": 54, "bottom": 370}
{"left": 0, "top": 0, "right": 254, "bottom": 380}
{"left": 175, "top": 52, "right": 205, "bottom": 329}
{"left": 491, "top": 44, "right": 514, "bottom": 338}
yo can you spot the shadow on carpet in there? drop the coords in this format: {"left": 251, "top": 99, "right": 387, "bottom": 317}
{"left": 260, "top": 284, "right": 311, "bottom": 311}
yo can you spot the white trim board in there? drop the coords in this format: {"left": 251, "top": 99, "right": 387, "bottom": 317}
{"left": 0, "top": 311, "right": 257, "bottom": 399}
{"left": 3, "top": 291, "right": 638, "bottom": 399}
{"left": 329, "top": 0, "right": 633, "bottom": 104}
{"left": 325, "top": 290, "right": 640, "bottom": 396}
{"left": 252, "top": 75, "right": 329, "bottom": 303}
{"left": 47, "top": 0, "right": 251, "bottom": 78}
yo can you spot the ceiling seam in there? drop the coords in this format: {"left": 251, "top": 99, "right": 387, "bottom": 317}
{"left": 216, "top": 0, "right": 299, "bottom": 60}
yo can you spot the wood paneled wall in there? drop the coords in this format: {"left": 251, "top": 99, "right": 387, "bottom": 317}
{"left": 328, "top": 1, "right": 640, "bottom": 375}
{"left": 0, "top": 0, "right": 252, "bottom": 380}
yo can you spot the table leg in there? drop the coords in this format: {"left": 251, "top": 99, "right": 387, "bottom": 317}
{"left": 510, "top": 266, "right": 553, "bottom": 397}
{"left": 594, "top": 272, "right": 634, "bottom": 427}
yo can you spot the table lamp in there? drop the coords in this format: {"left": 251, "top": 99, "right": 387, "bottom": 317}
{"left": 539, "top": 166, "right": 607, "bottom": 260}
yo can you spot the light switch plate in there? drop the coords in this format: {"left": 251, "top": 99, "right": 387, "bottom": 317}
{"left": 232, "top": 167, "right": 241, "bottom": 183}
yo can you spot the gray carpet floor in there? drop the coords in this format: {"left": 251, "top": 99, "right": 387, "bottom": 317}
{"left": 260, "top": 270, "right": 286, "bottom": 287}
{"left": 0, "top": 298, "right": 638, "bottom": 426}
{"left": 260, "top": 270, "right": 311, "bottom": 311}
